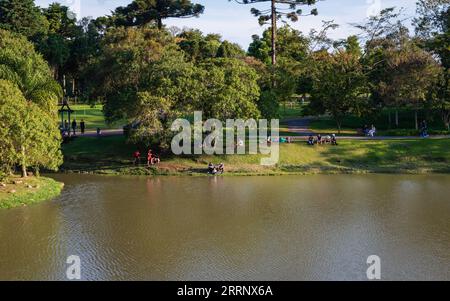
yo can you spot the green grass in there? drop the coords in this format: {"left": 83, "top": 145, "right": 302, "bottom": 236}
{"left": 0, "top": 176, "right": 64, "bottom": 209}
{"left": 61, "top": 135, "right": 450, "bottom": 176}
{"left": 279, "top": 102, "right": 305, "bottom": 120}
{"left": 71, "top": 104, "right": 127, "bottom": 130}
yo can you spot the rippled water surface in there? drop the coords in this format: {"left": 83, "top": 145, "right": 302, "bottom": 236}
{"left": 0, "top": 174, "right": 449, "bottom": 280}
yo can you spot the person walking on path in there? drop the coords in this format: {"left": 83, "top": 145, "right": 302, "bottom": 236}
{"left": 71, "top": 119, "right": 77, "bottom": 136}
{"left": 80, "top": 119, "right": 86, "bottom": 134}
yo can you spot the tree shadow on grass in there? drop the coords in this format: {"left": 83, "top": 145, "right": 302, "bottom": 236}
{"left": 321, "top": 140, "right": 450, "bottom": 173}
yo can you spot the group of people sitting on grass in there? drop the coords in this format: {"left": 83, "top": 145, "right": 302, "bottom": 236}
{"left": 307, "top": 134, "right": 338, "bottom": 146}
{"left": 363, "top": 124, "right": 377, "bottom": 137}
{"left": 208, "top": 163, "right": 225, "bottom": 175}
{"left": 133, "top": 149, "right": 161, "bottom": 167}
{"left": 267, "top": 136, "right": 292, "bottom": 145}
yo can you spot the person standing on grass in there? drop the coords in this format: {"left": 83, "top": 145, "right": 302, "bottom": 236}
{"left": 133, "top": 150, "right": 141, "bottom": 165}
{"left": 147, "top": 149, "right": 153, "bottom": 167}
{"left": 80, "top": 119, "right": 86, "bottom": 134}
{"left": 72, "top": 119, "right": 77, "bottom": 135}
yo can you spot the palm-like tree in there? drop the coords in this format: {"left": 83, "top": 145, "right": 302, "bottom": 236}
{"left": 0, "top": 29, "right": 62, "bottom": 114}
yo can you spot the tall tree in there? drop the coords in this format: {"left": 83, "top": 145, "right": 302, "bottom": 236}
{"left": 67, "top": 17, "right": 103, "bottom": 99}
{"left": 356, "top": 6, "right": 444, "bottom": 128}
{"left": 113, "top": 0, "right": 205, "bottom": 29}
{"left": 0, "top": 80, "right": 62, "bottom": 177}
{"left": 230, "top": 0, "right": 318, "bottom": 65}
{"left": 37, "top": 3, "right": 78, "bottom": 82}
{"left": 42, "top": 2, "right": 77, "bottom": 37}
{"left": 414, "top": 0, "right": 450, "bottom": 129}
{"left": 248, "top": 25, "right": 311, "bottom": 115}
{"left": 364, "top": 27, "right": 440, "bottom": 129}
{"left": 307, "top": 50, "right": 369, "bottom": 132}
{"left": 0, "top": 30, "right": 63, "bottom": 177}
{"left": 0, "top": 0, "right": 48, "bottom": 38}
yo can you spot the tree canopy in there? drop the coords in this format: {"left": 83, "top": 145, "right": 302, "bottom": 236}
{"left": 113, "top": 0, "right": 205, "bottom": 29}
{"left": 86, "top": 27, "right": 261, "bottom": 147}
{"left": 307, "top": 50, "right": 369, "bottom": 132}
{"left": 0, "top": 0, "right": 48, "bottom": 38}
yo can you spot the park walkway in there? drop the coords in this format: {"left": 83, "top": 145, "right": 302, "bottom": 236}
{"left": 72, "top": 118, "right": 450, "bottom": 140}
{"left": 285, "top": 117, "right": 450, "bottom": 140}
{"left": 75, "top": 129, "right": 124, "bottom": 137}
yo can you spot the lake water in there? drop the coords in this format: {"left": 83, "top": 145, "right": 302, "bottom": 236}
{"left": 0, "top": 174, "right": 449, "bottom": 280}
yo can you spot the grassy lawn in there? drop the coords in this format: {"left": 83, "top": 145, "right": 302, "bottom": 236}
{"left": 61, "top": 135, "right": 450, "bottom": 175}
{"left": 71, "top": 104, "right": 127, "bottom": 130}
{"left": 279, "top": 102, "right": 305, "bottom": 120}
{"left": 0, "top": 176, "right": 64, "bottom": 209}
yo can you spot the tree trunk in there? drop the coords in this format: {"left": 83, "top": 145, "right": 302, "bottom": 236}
{"left": 63, "top": 74, "right": 67, "bottom": 96}
{"left": 414, "top": 110, "right": 418, "bottom": 130}
{"left": 388, "top": 111, "right": 391, "bottom": 129}
{"left": 336, "top": 118, "right": 342, "bottom": 134}
{"left": 395, "top": 110, "right": 399, "bottom": 127}
{"left": 52, "top": 66, "right": 58, "bottom": 80}
{"left": 442, "top": 106, "right": 450, "bottom": 131}
{"left": 271, "top": 0, "right": 277, "bottom": 66}
{"left": 157, "top": 17, "right": 163, "bottom": 29}
{"left": 21, "top": 146, "right": 27, "bottom": 178}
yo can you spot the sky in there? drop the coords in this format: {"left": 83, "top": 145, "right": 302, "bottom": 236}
{"left": 35, "top": 0, "right": 418, "bottom": 48}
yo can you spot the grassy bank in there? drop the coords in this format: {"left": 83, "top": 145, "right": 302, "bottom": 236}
{"left": 0, "top": 176, "right": 64, "bottom": 209}
{"left": 61, "top": 135, "right": 450, "bottom": 176}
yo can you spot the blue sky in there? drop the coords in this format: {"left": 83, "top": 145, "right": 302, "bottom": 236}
{"left": 35, "top": 0, "right": 418, "bottom": 47}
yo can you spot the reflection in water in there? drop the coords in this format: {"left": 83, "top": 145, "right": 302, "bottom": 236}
{"left": 0, "top": 174, "right": 449, "bottom": 280}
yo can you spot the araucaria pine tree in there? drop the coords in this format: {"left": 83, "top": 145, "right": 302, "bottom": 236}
{"left": 230, "top": 0, "right": 319, "bottom": 65}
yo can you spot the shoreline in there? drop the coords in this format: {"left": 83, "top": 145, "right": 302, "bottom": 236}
{"left": 0, "top": 177, "right": 64, "bottom": 209}
{"left": 58, "top": 163, "right": 450, "bottom": 177}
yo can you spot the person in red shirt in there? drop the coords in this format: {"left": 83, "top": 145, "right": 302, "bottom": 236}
{"left": 147, "top": 149, "right": 153, "bottom": 167}
{"left": 133, "top": 150, "right": 141, "bottom": 165}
